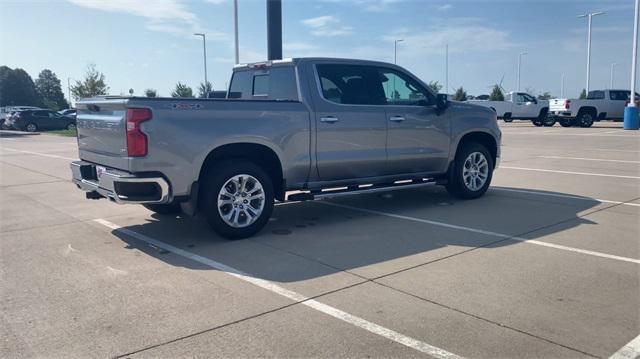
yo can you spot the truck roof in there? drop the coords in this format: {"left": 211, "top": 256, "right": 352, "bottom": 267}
{"left": 233, "top": 57, "right": 403, "bottom": 70}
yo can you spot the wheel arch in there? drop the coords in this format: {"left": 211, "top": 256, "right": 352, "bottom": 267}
{"left": 453, "top": 131, "right": 498, "bottom": 169}
{"left": 198, "top": 142, "right": 285, "bottom": 201}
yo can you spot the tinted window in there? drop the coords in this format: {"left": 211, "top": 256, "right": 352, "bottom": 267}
{"left": 610, "top": 90, "right": 630, "bottom": 101}
{"left": 316, "top": 64, "right": 384, "bottom": 105}
{"left": 377, "top": 68, "right": 432, "bottom": 106}
{"left": 228, "top": 67, "right": 298, "bottom": 101}
{"left": 587, "top": 91, "right": 605, "bottom": 100}
{"left": 33, "top": 111, "right": 49, "bottom": 117}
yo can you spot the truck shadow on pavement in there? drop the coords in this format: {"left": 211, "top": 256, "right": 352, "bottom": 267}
{"left": 110, "top": 186, "right": 601, "bottom": 282}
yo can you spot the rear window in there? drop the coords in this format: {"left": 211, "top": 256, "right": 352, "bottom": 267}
{"left": 586, "top": 91, "right": 605, "bottom": 100}
{"left": 228, "top": 66, "right": 298, "bottom": 101}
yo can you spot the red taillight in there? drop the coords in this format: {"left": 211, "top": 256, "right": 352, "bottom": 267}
{"left": 564, "top": 100, "right": 571, "bottom": 110}
{"left": 126, "top": 108, "right": 151, "bottom": 157}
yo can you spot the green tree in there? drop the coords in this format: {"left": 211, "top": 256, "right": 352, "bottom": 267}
{"left": 489, "top": 85, "right": 505, "bottom": 101}
{"left": 579, "top": 89, "right": 587, "bottom": 99}
{"left": 198, "top": 81, "right": 213, "bottom": 98}
{"left": 0, "top": 66, "right": 41, "bottom": 107}
{"left": 427, "top": 81, "right": 442, "bottom": 94}
{"left": 70, "top": 64, "right": 109, "bottom": 100}
{"left": 171, "top": 82, "right": 193, "bottom": 98}
{"left": 452, "top": 87, "right": 467, "bottom": 101}
{"left": 35, "top": 69, "right": 68, "bottom": 110}
{"left": 144, "top": 88, "right": 157, "bottom": 97}
{"left": 537, "top": 92, "right": 552, "bottom": 100}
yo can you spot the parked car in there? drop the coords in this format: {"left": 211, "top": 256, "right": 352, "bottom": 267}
{"left": 467, "top": 92, "right": 551, "bottom": 126}
{"left": 70, "top": 57, "right": 501, "bottom": 239}
{"left": 6, "top": 109, "right": 76, "bottom": 132}
{"left": 549, "top": 89, "right": 640, "bottom": 127}
{"left": 58, "top": 108, "right": 77, "bottom": 118}
{"left": 1, "top": 106, "right": 41, "bottom": 129}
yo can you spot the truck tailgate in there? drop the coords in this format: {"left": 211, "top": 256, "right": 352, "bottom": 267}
{"left": 549, "top": 99, "right": 567, "bottom": 112}
{"left": 76, "top": 99, "right": 129, "bottom": 170}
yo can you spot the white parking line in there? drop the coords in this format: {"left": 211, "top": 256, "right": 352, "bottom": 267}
{"left": 538, "top": 156, "right": 640, "bottom": 164}
{"left": 587, "top": 148, "right": 640, "bottom": 153}
{"left": 319, "top": 202, "right": 640, "bottom": 265}
{"left": 500, "top": 166, "right": 640, "bottom": 180}
{"left": 2, "top": 148, "right": 76, "bottom": 161}
{"left": 492, "top": 188, "right": 640, "bottom": 207}
{"left": 93, "top": 218, "right": 463, "bottom": 359}
{"left": 609, "top": 334, "right": 640, "bottom": 359}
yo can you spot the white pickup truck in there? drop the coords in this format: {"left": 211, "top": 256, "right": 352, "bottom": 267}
{"left": 549, "top": 89, "right": 639, "bottom": 127}
{"left": 468, "top": 92, "right": 551, "bottom": 126}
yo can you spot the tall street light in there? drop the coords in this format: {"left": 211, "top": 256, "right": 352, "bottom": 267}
{"left": 517, "top": 52, "right": 527, "bottom": 91}
{"left": 560, "top": 73, "right": 565, "bottom": 98}
{"left": 233, "top": 0, "right": 239, "bottom": 64}
{"left": 445, "top": 44, "right": 449, "bottom": 94}
{"left": 578, "top": 11, "right": 605, "bottom": 93}
{"left": 624, "top": 0, "right": 639, "bottom": 130}
{"left": 394, "top": 39, "right": 403, "bottom": 64}
{"left": 193, "top": 33, "right": 208, "bottom": 86}
{"left": 610, "top": 62, "right": 618, "bottom": 89}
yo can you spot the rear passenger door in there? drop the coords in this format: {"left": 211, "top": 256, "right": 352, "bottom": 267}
{"left": 376, "top": 67, "right": 451, "bottom": 174}
{"left": 608, "top": 90, "right": 629, "bottom": 119}
{"left": 32, "top": 111, "right": 52, "bottom": 130}
{"left": 312, "top": 64, "right": 388, "bottom": 181}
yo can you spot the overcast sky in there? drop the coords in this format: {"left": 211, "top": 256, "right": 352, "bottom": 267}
{"left": 1, "top": 0, "right": 637, "bottom": 100}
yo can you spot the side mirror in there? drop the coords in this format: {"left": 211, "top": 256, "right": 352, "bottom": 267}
{"left": 436, "top": 93, "right": 448, "bottom": 112}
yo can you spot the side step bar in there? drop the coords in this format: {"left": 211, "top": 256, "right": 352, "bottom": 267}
{"left": 287, "top": 178, "right": 445, "bottom": 202}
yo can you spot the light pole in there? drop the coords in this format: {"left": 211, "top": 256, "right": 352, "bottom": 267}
{"left": 578, "top": 12, "right": 605, "bottom": 93}
{"left": 394, "top": 39, "right": 403, "bottom": 64}
{"left": 517, "top": 52, "right": 527, "bottom": 91}
{"left": 445, "top": 44, "right": 449, "bottom": 94}
{"left": 67, "top": 77, "right": 72, "bottom": 108}
{"left": 624, "top": 0, "right": 639, "bottom": 130}
{"left": 193, "top": 33, "right": 208, "bottom": 86}
{"left": 234, "top": 0, "right": 239, "bottom": 64}
{"left": 610, "top": 62, "right": 618, "bottom": 89}
{"left": 560, "top": 73, "right": 565, "bottom": 98}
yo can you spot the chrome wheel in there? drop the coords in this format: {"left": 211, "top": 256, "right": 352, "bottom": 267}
{"left": 26, "top": 123, "right": 37, "bottom": 132}
{"left": 217, "top": 174, "right": 265, "bottom": 228}
{"left": 462, "top": 152, "right": 489, "bottom": 191}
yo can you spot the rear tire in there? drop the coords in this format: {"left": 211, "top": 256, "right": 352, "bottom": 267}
{"left": 503, "top": 113, "right": 513, "bottom": 123}
{"left": 25, "top": 123, "right": 37, "bottom": 132}
{"left": 67, "top": 123, "right": 76, "bottom": 130}
{"left": 577, "top": 111, "right": 595, "bottom": 128}
{"left": 143, "top": 202, "right": 182, "bottom": 215}
{"left": 201, "top": 160, "right": 274, "bottom": 239}
{"left": 446, "top": 143, "right": 494, "bottom": 200}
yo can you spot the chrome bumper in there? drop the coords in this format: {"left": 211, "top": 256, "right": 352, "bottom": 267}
{"left": 70, "top": 161, "right": 171, "bottom": 204}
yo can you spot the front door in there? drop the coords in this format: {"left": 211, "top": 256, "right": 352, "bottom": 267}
{"left": 314, "top": 64, "right": 388, "bottom": 181}
{"left": 376, "top": 67, "right": 451, "bottom": 174}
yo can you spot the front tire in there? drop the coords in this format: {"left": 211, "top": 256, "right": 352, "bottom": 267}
{"left": 446, "top": 143, "right": 494, "bottom": 199}
{"left": 503, "top": 113, "right": 513, "bottom": 123}
{"left": 201, "top": 160, "right": 274, "bottom": 239}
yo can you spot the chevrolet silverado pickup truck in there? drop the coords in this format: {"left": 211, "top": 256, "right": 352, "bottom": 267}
{"left": 71, "top": 58, "right": 501, "bottom": 239}
{"left": 549, "top": 89, "right": 639, "bottom": 127}
{"left": 468, "top": 92, "right": 551, "bottom": 126}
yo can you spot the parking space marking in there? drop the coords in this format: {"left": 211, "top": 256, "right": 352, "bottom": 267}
{"left": 492, "top": 188, "right": 640, "bottom": 207}
{"left": 94, "top": 218, "right": 464, "bottom": 359}
{"left": 2, "top": 147, "right": 76, "bottom": 161}
{"left": 609, "top": 334, "right": 640, "bottom": 359}
{"left": 538, "top": 156, "right": 640, "bottom": 164}
{"left": 319, "top": 202, "right": 640, "bottom": 264}
{"left": 500, "top": 166, "right": 640, "bottom": 180}
{"left": 587, "top": 148, "right": 640, "bottom": 153}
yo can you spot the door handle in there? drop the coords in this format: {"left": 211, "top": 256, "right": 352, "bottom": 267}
{"left": 389, "top": 116, "right": 405, "bottom": 122}
{"left": 320, "top": 116, "right": 339, "bottom": 123}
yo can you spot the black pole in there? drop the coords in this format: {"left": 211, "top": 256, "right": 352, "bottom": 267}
{"left": 266, "top": 0, "right": 282, "bottom": 60}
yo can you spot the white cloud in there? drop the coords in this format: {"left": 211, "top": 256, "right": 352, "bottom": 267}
{"left": 301, "top": 15, "right": 353, "bottom": 36}
{"left": 67, "top": 0, "right": 227, "bottom": 38}
{"left": 381, "top": 22, "right": 517, "bottom": 55}
{"left": 359, "top": 0, "right": 403, "bottom": 12}
{"left": 436, "top": 4, "right": 452, "bottom": 11}
{"left": 204, "top": 0, "right": 227, "bottom": 4}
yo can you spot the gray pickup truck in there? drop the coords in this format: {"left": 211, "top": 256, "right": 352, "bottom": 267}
{"left": 71, "top": 58, "right": 501, "bottom": 238}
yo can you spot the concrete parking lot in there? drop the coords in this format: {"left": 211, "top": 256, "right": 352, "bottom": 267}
{"left": 1, "top": 122, "right": 638, "bottom": 358}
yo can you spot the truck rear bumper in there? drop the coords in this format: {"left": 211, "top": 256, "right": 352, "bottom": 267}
{"left": 70, "top": 161, "right": 171, "bottom": 204}
{"left": 549, "top": 110, "right": 573, "bottom": 118}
